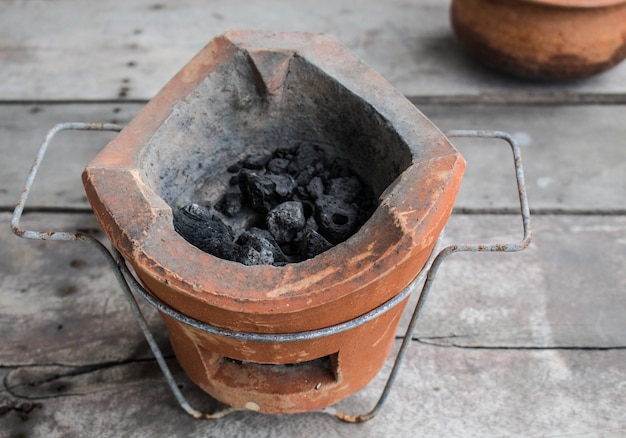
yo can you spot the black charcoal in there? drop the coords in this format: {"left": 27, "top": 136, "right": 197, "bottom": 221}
{"left": 227, "top": 162, "right": 242, "bottom": 173}
{"left": 306, "top": 176, "right": 324, "bottom": 199}
{"left": 237, "top": 228, "right": 288, "bottom": 265}
{"left": 295, "top": 227, "right": 333, "bottom": 259}
{"left": 242, "top": 154, "right": 270, "bottom": 169}
{"left": 267, "top": 158, "right": 290, "bottom": 174}
{"left": 173, "top": 141, "right": 376, "bottom": 266}
{"left": 288, "top": 143, "right": 323, "bottom": 174}
{"left": 216, "top": 192, "right": 242, "bottom": 217}
{"left": 266, "top": 201, "right": 306, "bottom": 244}
{"left": 327, "top": 176, "right": 362, "bottom": 203}
{"left": 228, "top": 175, "right": 239, "bottom": 186}
{"left": 295, "top": 165, "right": 316, "bottom": 186}
{"left": 239, "top": 170, "right": 297, "bottom": 213}
{"left": 305, "top": 215, "right": 319, "bottom": 231}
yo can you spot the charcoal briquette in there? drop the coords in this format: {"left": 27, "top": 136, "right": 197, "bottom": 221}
{"left": 315, "top": 195, "right": 359, "bottom": 244}
{"left": 295, "top": 227, "right": 333, "bottom": 259}
{"left": 239, "top": 169, "right": 297, "bottom": 212}
{"left": 296, "top": 186, "right": 309, "bottom": 199}
{"left": 173, "top": 141, "right": 376, "bottom": 265}
{"left": 239, "top": 245, "right": 275, "bottom": 266}
{"left": 173, "top": 204, "right": 238, "bottom": 261}
{"left": 328, "top": 161, "right": 351, "bottom": 178}
{"left": 266, "top": 201, "right": 306, "bottom": 244}
{"left": 242, "top": 154, "right": 270, "bottom": 169}
{"left": 292, "top": 143, "right": 323, "bottom": 170}
{"left": 295, "top": 165, "right": 316, "bottom": 186}
{"left": 176, "top": 203, "right": 212, "bottom": 222}
{"left": 327, "top": 176, "right": 362, "bottom": 203}
{"left": 227, "top": 162, "right": 242, "bottom": 173}
{"left": 267, "top": 158, "right": 290, "bottom": 174}
{"left": 237, "top": 228, "right": 288, "bottom": 265}
{"left": 306, "top": 176, "right": 324, "bottom": 199}
{"left": 305, "top": 215, "right": 319, "bottom": 231}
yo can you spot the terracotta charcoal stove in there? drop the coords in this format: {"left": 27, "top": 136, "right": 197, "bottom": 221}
{"left": 73, "top": 30, "right": 529, "bottom": 418}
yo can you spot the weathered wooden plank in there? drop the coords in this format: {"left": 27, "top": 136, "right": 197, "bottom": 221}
{"left": 2, "top": 0, "right": 626, "bottom": 101}
{"left": 421, "top": 104, "right": 626, "bottom": 213}
{"left": 0, "top": 212, "right": 169, "bottom": 367}
{"left": 2, "top": 103, "right": 625, "bottom": 212}
{"left": 1, "top": 343, "right": 624, "bottom": 437}
{"left": 400, "top": 214, "right": 626, "bottom": 348}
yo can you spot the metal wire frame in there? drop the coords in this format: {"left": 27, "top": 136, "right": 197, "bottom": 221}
{"left": 11, "top": 123, "right": 531, "bottom": 423}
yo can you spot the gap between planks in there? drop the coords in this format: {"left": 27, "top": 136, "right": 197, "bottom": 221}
{"left": 3, "top": 92, "right": 626, "bottom": 106}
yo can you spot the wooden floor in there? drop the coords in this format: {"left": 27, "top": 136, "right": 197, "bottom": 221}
{"left": 1, "top": 1, "right": 625, "bottom": 437}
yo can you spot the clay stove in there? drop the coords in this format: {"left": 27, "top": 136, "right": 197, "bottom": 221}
{"left": 81, "top": 30, "right": 466, "bottom": 414}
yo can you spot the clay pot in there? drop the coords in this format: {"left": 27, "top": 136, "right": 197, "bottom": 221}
{"left": 450, "top": 0, "right": 626, "bottom": 80}
{"left": 82, "top": 30, "right": 465, "bottom": 414}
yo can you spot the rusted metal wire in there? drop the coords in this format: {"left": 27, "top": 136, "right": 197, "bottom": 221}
{"left": 11, "top": 124, "right": 531, "bottom": 423}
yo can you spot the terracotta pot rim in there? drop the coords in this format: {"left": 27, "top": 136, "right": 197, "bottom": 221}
{"left": 516, "top": 0, "right": 626, "bottom": 8}
{"left": 451, "top": 0, "right": 626, "bottom": 80}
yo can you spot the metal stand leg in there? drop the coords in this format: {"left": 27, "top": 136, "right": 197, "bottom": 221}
{"left": 109, "top": 245, "right": 239, "bottom": 419}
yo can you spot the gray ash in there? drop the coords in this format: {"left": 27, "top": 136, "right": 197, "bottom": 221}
{"left": 173, "top": 142, "right": 376, "bottom": 266}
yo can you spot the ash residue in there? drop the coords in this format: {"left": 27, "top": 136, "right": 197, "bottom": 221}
{"left": 173, "top": 142, "right": 376, "bottom": 266}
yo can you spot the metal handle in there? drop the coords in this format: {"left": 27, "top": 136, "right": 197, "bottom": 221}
{"left": 11, "top": 122, "right": 123, "bottom": 240}
{"left": 444, "top": 129, "right": 532, "bottom": 251}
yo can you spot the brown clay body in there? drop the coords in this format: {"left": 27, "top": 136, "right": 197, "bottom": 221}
{"left": 450, "top": 0, "right": 626, "bottom": 80}
{"left": 82, "top": 30, "right": 465, "bottom": 414}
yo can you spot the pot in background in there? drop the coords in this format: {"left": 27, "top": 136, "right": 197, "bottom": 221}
{"left": 450, "top": 0, "right": 626, "bottom": 80}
